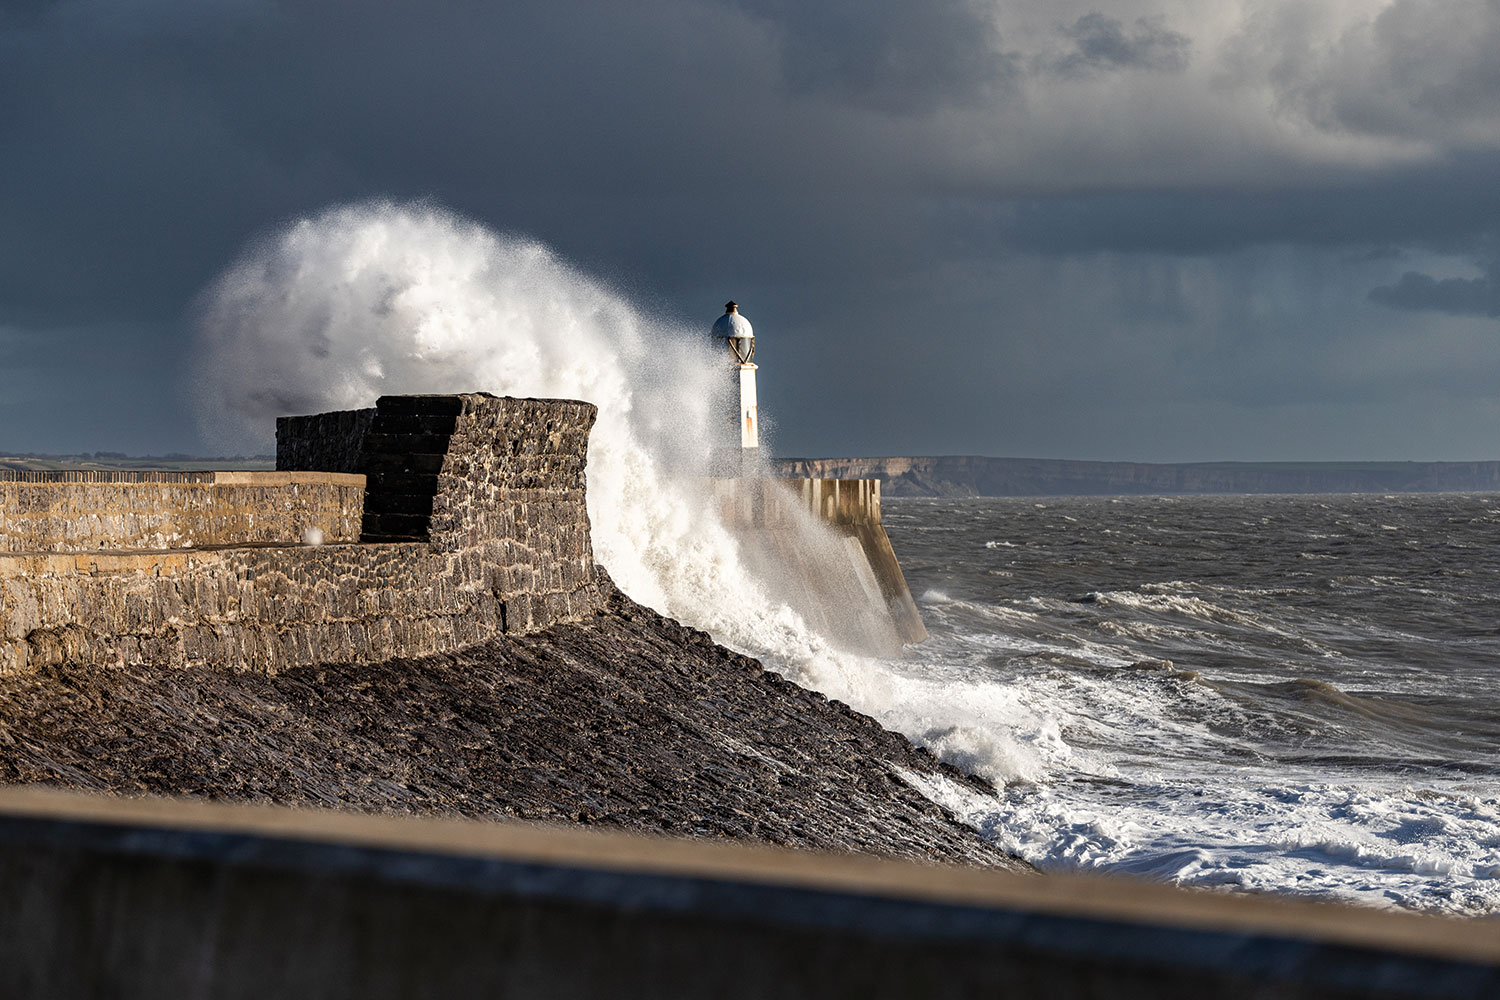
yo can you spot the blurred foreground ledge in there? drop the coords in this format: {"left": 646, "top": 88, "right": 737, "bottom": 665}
{"left": 0, "top": 786, "right": 1494, "bottom": 999}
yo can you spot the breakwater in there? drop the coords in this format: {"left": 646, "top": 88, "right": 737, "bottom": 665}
{"left": 0, "top": 394, "right": 604, "bottom": 675}
{"left": 707, "top": 477, "right": 925, "bottom": 654}
{"left": 0, "top": 391, "right": 1011, "bottom": 877}
{"left": 0, "top": 581, "right": 1002, "bottom": 861}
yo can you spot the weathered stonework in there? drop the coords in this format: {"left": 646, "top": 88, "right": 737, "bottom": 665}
{"left": 0, "top": 472, "right": 365, "bottom": 553}
{"left": 0, "top": 395, "right": 603, "bottom": 676}
{"left": 275, "top": 408, "right": 376, "bottom": 476}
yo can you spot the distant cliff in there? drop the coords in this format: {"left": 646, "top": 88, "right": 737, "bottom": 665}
{"left": 773, "top": 456, "right": 1500, "bottom": 497}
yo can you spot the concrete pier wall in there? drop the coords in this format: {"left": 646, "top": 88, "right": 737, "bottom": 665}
{"left": 707, "top": 477, "right": 927, "bottom": 654}
{"left": 0, "top": 786, "right": 1493, "bottom": 1000}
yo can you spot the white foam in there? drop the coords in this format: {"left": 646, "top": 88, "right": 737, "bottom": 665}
{"left": 190, "top": 201, "right": 1500, "bottom": 917}
{"left": 989, "top": 771, "right": 1500, "bottom": 913}
{"left": 188, "top": 198, "right": 1075, "bottom": 797}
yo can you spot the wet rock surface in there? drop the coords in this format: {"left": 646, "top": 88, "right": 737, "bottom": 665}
{"left": 0, "top": 584, "right": 1022, "bottom": 869}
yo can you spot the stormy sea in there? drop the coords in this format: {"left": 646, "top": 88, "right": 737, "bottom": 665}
{"left": 871, "top": 492, "right": 1500, "bottom": 916}
{"left": 196, "top": 201, "right": 1500, "bottom": 918}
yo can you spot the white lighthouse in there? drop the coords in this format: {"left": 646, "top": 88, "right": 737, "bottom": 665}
{"left": 712, "top": 301, "right": 759, "bottom": 467}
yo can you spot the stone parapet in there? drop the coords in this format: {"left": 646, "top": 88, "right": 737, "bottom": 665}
{"left": 275, "top": 408, "right": 376, "bottom": 475}
{"left": 0, "top": 395, "right": 604, "bottom": 675}
{"left": 0, "top": 472, "right": 365, "bottom": 553}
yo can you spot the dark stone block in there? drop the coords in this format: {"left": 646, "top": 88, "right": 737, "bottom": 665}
{"left": 361, "top": 493, "right": 437, "bottom": 516}
{"left": 276, "top": 408, "right": 377, "bottom": 473}
{"left": 360, "top": 432, "right": 454, "bottom": 456}
{"left": 360, "top": 453, "right": 446, "bottom": 475}
{"left": 370, "top": 414, "right": 460, "bottom": 435}
{"left": 361, "top": 512, "right": 431, "bottom": 539}
{"left": 363, "top": 471, "right": 441, "bottom": 495}
{"left": 376, "top": 395, "right": 467, "bottom": 416}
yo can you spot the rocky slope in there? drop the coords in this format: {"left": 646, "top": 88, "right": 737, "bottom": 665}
{"left": 777, "top": 456, "right": 1500, "bottom": 496}
{"left": 0, "top": 578, "right": 1021, "bottom": 870}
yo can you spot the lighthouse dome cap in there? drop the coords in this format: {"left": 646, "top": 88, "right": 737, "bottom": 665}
{"left": 711, "top": 301, "right": 754, "bottom": 339}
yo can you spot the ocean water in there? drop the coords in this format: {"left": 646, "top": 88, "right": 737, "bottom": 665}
{"left": 197, "top": 201, "right": 1500, "bottom": 916}
{"left": 873, "top": 493, "right": 1500, "bottom": 915}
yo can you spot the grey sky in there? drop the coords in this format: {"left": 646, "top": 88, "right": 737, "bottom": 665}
{"left": 2, "top": 0, "right": 1499, "bottom": 460}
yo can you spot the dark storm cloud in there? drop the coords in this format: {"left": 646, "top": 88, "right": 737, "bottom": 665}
{"left": 733, "top": 0, "right": 1014, "bottom": 114}
{"left": 2, "top": 0, "right": 1500, "bottom": 459}
{"left": 1053, "top": 13, "right": 1190, "bottom": 76}
{"left": 1369, "top": 267, "right": 1500, "bottom": 318}
{"left": 0, "top": 0, "right": 922, "bottom": 326}
{"left": 949, "top": 152, "right": 1500, "bottom": 258}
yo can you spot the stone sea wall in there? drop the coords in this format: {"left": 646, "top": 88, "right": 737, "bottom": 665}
{"left": 0, "top": 471, "right": 365, "bottom": 553}
{"left": 0, "top": 395, "right": 604, "bottom": 676}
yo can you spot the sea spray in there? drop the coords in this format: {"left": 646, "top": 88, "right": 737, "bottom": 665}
{"left": 184, "top": 194, "right": 1500, "bottom": 917}
{"left": 192, "top": 200, "right": 730, "bottom": 616}
{"left": 182, "top": 199, "right": 1500, "bottom": 915}
{"left": 188, "top": 199, "right": 1043, "bottom": 794}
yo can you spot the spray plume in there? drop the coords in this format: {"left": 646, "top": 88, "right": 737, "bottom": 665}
{"left": 191, "top": 200, "right": 1051, "bottom": 791}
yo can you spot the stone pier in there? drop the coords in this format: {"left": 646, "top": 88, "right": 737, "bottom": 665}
{"left": 705, "top": 476, "right": 926, "bottom": 655}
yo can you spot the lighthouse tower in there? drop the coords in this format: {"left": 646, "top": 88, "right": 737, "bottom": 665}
{"left": 712, "top": 301, "right": 759, "bottom": 469}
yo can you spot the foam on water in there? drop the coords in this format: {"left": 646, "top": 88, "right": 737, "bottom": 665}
{"left": 894, "top": 607, "right": 1500, "bottom": 912}
{"left": 886, "top": 495, "right": 1500, "bottom": 914}
{"left": 193, "top": 201, "right": 1500, "bottom": 916}
{"left": 189, "top": 198, "right": 1050, "bottom": 789}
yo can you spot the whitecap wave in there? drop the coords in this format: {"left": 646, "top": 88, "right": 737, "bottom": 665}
{"left": 190, "top": 201, "right": 1500, "bottom": 917}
